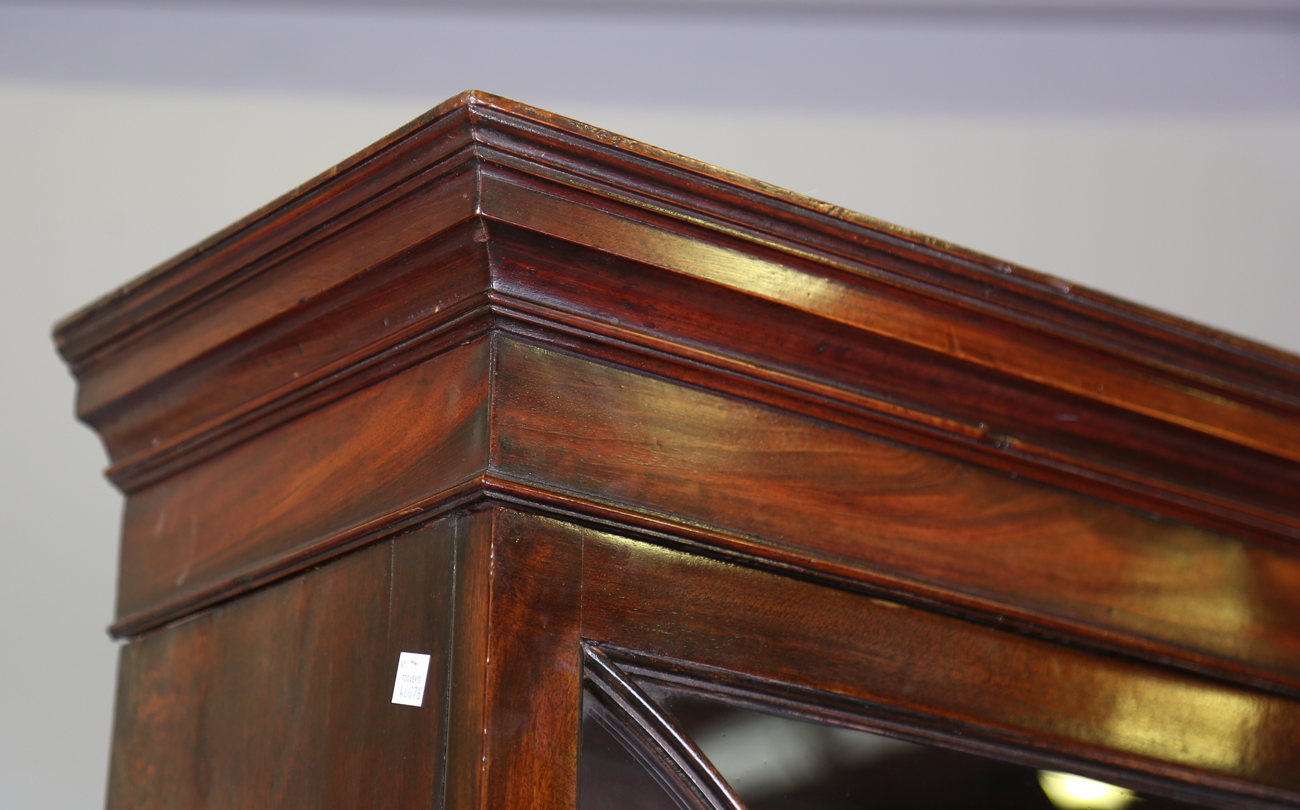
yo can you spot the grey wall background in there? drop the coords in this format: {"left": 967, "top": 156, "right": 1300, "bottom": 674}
{"left": 2, "top": 2, "right": 1297, "bottom": 806}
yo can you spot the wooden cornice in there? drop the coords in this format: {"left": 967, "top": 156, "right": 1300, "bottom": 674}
{"left": 54, "top": 90, "right": 1300, "bottom": 553}
{"left": 56, "top": 91, "right": 1300, "bottom": 402}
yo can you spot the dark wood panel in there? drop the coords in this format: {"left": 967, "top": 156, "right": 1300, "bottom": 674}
{"left": 563, "top": 516, "right": 1300, "bottom": 804}
{"left": 116, "top": 338, "right": 491, "bottom": 633}
{"left": 490, "top": 337, "right": 1300, "bottom": 690}
{"left": 107, "top": 517, "right": 459, "bottom": 810}
{"left": 54, "top": 91, "right": 1300, "bottom": 557}
{"left": 52, "top": 91, "right": 1300, "bottom": 810}
{"left": 61, "top": 90, "right": 1300, "bottom": 421}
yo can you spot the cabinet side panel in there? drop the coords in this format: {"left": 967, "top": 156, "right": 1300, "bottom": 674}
{"left": 490, "top": 337, "right": 1300, "bottom": 689}
{"left": 106, "top": 516, "right": 459, "bottom": 810}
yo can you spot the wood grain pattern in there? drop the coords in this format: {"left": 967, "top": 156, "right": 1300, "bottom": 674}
{"left": 114, "top": 337, "right": 491, "bottom": 634}
{"left": 562, "top": 514, "right": 1300, "bottom": 806}
{"left": 485, "top": 225, "right": 1300, "bottom": 547}
{"left": 76, "top": 165, "right": 479, "bottom": 426}
{"left": 465, "top": 95, "right": 1299, "bottom": 405}
{"left": 107, "top": 516, "right": 459, "bottom": 810}
{"left": 52, "top": 91, "right": 1300, "bottom": 810}
{"left": 100, "top": 222, "right": 489, "bottom": 476}
{"left": 105, "top": 503, "right": 1300, "bottom": 810}
{"left": 56, "top": 98, "right": 483, "bottom": 367}
{"left": 53, "top": 91, "right": 1300, "bottom": 556}
{"left": 478, "top": 168, "right": 1300, "bottom": 467}
{"left": 490, "top": 336, "right": 1300, "bottom": 692}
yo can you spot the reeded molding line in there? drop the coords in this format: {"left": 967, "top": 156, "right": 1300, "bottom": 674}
{"left": 98, "top": 286, "right": 1300, "bottom": 544}
{"left": 477, "top": 170, "right": 1300, "bottom": 464}
{"left": 56, "top": 91, "right": 1300, "bottom": 399}
{"left": 54, "top": 92, "right": 1300, "bottom": 513}
{"left": 107, "top": 469, "right": 1300, "bottom": 697}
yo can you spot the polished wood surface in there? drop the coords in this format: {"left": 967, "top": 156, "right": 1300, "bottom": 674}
{"left": 105, "top": 505, "right": 1300, "bottom": 809}
{"left": 55, "top": 92, "right": 1300, "bottom": 549}
{"left": 98, "top": 229, "right": 489, "bottom": 483}
{"left": 54, "top": 91, "right": 1300, "bottom": 809}
{"left": 553, "top": 509, "right": 1300, "bottom": 805}
{"left": 479, "top": 507, "right": 584, "bottom": 810}
{"left": 490, "top": 335, "right": 1300, "bottom": 693}
{"left": 114, "top": 337, "right": 490, "bottom": 635}
{"left": 108, "top": 516, "right": 460, "bottom": 809}
{"left": 486, "top": 227, "right": 1300, "bottom": 545}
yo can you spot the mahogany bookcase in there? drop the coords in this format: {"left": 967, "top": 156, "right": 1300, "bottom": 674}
{"left": 55, "top": 91, "right": 1300, "bottom": 809}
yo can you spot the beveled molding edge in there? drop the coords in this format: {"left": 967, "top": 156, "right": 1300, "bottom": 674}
{"left": 111, "top": 475, "right": 1300, "bottom": 709}
{"left": 52, "top": 91, "right": 1299, "bottom": 539}
{"left": 468, "top": 104, "right": 1300, "bottom": 407}
{"left": 50, "top": 92, "right": 1298, "bottom": 519}
{"left": 477, "top": 164, "right": 1300, "bottom": 468}
{"left": 583, "top": 645, "right": 745, "bottom": 810}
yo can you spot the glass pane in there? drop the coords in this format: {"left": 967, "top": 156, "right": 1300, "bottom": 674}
{"left": 580, "top": 692, "right": 698, "bottom": 810}
{"left": 645, "top": 687, "right": 1216, "bottom": 810}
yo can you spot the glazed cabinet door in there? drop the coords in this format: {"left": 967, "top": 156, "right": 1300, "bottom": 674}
{"left": 481, "top": 508, "right": 1300, "bottom": 810}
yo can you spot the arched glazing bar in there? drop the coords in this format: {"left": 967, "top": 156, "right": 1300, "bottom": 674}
{"left": 582, "top": 645, "right": 747, "bottom": 810}
{"left": 599, "top": 650, "right": 1231, "bottom": 810}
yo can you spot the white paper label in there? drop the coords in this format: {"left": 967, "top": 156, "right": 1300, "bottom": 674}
{"left": 391, "top": 651, "right": 431, "bottom": 707}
